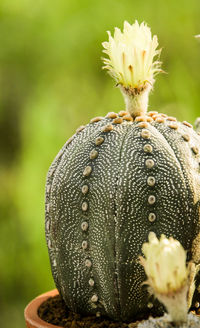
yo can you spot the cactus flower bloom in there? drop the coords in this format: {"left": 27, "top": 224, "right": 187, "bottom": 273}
{"left": 102, "top": 21, "right": 162, "bottom": 117}
{"left": 141, "top": 232, "right": 188, "bottom": 294}
{"left": 102, "top": 20, "right": 161, "bottom": 90}
{"left": 140, "top": 232, "right": 190, "bottom": 323}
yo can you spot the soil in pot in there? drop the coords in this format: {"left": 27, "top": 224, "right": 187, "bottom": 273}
{"left": 38, "top": 294, "right": 153, "bottom": 328}
{"left": 38, "top": 295, "right": 200, "bottom": 328}
{"left": 38, "top": 294, "right": 200, "bottom": 328}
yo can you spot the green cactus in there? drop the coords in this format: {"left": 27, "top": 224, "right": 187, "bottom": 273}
{"left": 45, "top": 111, "right": 200, "bottom": 320}
{"left": 45, "top": 21, "right": 200, "bottom": 321}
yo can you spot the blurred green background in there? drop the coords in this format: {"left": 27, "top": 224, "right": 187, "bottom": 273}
{"left": 0, "top": 0, "right": 199, "bottom": 327}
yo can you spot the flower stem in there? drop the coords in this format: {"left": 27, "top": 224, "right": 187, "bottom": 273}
{"left": 120, "top": 85, "right": 151, "bottom": 118}
{"left": 156, "top": 285, "right": 188, "bottom": 324}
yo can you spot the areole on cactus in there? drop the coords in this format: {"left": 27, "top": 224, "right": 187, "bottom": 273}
{"left": 45, "top": 21, "right": 200, "bottom": 321}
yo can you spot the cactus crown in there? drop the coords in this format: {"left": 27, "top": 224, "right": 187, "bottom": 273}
{"left": 45, "top": 21, "right": 200, "bottom": 322}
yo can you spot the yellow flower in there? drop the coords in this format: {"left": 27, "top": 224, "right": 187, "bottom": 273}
{"left": 141, "top": 232, "right": 188, "bottom": 294}
{"left": 102, "top": 20, "right": 161, "bottom": 91}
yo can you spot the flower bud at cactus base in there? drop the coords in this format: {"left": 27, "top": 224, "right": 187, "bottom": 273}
{"left": 139, "top": 232, "right": 200, "bottom": 324}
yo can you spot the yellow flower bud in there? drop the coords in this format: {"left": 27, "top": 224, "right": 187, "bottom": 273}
{"left": 102, "top": 21, "right": 162, "bottom": 117}
{"left": 140, "top": 232, "right": 190, "bottom": 323}
{"left": 102, "top": 20, "right": 161, "bottom": 91}
{"left": 141, "top": 232, "right": 188, "bottom": 294}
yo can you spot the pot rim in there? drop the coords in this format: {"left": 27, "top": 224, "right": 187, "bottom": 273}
{"left": 24, "top": 289, "right": 62, "bottom": 328}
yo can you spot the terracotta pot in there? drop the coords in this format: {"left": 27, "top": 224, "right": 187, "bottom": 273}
{"left": 24, "top": 289, "right": 62, "bottom": 328}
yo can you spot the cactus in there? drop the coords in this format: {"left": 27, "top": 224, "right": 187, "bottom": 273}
{"left": 45, "top": 21, "right": 200, "bottom": 321}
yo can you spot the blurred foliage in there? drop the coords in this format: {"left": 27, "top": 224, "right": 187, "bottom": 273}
{"left": 0, "top": 0, "right": 199, "bottom": 327}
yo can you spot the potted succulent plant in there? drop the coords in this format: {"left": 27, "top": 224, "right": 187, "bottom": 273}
{"left": 25, "top": 21, "right": 200, "bottom": 328}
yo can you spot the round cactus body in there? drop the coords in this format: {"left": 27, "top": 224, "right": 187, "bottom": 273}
{"left": 45, "top": 111, "right": 200, "bottom": 321}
